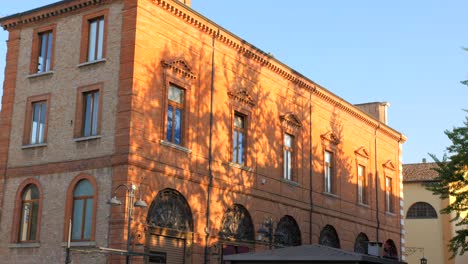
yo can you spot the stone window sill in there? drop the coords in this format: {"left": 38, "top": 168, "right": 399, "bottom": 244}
{"left": 322, "top": 191, "right": 340, "bottom": 199}
{"left": 357, "top": 202, "right": 370, "bottom": 208}
{"left": 77, "top": 58, "right": 107, "bottom": 68}
{"left": 160, "top": 140, "right": 192, "bottom": 154}
{"left": 227, "top": 162, "right": 254, "bottom": 172}
{"left": 9, "top": 242, "right": 40, "bottom": 248}
{"left": 21, "top": 143, "right": 47, "bottom": 149}
{"left": 74, "top": 135, "right": 102, "bottom": 142}
{"left": 61, "top": 241, "right": 96, "bottom": 247}
{"left": 281, "top": 178, "right": 300, "bottom": 187}
{"left": 27, "top": 71, "right": 54, "bottom": 79}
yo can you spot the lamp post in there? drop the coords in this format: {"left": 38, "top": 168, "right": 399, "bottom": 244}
{"left": 108, "top": 183, "right": 147, "bottom": 264}
{"left": 257, "top": 217, "right": 274, "bottom": 249}
{"left": 405, "top": 247, "right": 427, "bottom": 264}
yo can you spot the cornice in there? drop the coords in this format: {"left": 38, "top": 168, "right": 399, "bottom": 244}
{"left": 0, "top": 0, "right": 112, "bottom": 30}
{"left": 155, "top": 0, "right": 405, "bottom": 142}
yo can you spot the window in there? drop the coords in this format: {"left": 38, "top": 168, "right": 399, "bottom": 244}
{"left": 166, "top": 84, "right": 185, "bottom": 144}
{"left": 23, "top": 94, "right": 50, "bottom": 146}
{"left": 19, "top": 185, "right": 40, "bottom": 242}
{"left": 232, "top": 113, "right": 246, "bottom": 165}
{"left": 283, "top": 133, "right": 294, "bottom": 180}
{"left": 385, "top": 176, "right": 393, "bottom": 213}
{"left": 80, "top": 10, "right": 108, "bottom": 63}
{"left": 357, "top": 165, "right": 368, "bottom": 204}
{"left": 407, "top": 202, "right": 437, "bottom": 219}
{"left": 324, "top": 151, "right": 334, "bottom": 193}
{"left": 30, "top": 24, "right": 55, "bottom": 74}
{"left": 82, "top": 91, "right": 100, "bottom": 137}
{"left": 74, "top": 83, "right": 102, "bottom": 138}
{"left": 71, "top": 179, "right": 95, "bottom": 241}
{"left": 11, "top": 179, "right": 43, "bottom": 244}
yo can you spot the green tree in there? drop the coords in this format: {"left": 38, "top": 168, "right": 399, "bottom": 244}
{"left": 426, "top": 110, "right": 468, "bottom": 257}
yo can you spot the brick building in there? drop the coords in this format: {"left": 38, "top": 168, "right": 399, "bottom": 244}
{"left": 0, "top": 0, "right": 406, "bottom": 263}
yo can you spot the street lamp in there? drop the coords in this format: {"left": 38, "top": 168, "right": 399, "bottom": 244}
{"left": 257, "top": 218, "right": 274, "bottom": 249}
{"left": 420, "top": 257, "right": 427, "bottom": 264}
{"left": 108, "top": 183, "right": 147, "bottom": 264}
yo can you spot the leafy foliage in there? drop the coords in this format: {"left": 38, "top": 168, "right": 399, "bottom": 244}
{"left": 426, "top": 111, "right": 468, "bottom": 257}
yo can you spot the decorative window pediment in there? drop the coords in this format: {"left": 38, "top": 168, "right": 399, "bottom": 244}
{"left": 383, "top": 160, "right": 396, "bottom": 171}
{"left": 280, "top": 112, "right": 302, "bottom": 134}
{"left": 228, "top": 88, "right": 255, "bottom": 107}
{"left": 320, "top": 131, "right": 340, "bottom": 145}
{"left": 354, "top": 146, "right": 369, "bottom": 159}
{"left": 161, "top": 58, "right": 197, "bottom": 79}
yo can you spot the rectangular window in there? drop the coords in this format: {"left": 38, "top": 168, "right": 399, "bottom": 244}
{"left": 30, "top": 25, "right": 55, "bottom": 74}
{"left": 324, "top": 151, "right": 334, "bottom": 193}
{"left": 23, "top": 94, "right": 50, "bottom": 146}
{"left": 357, "top": 165, "right": 368, "bottom": 204}
{"left": 82, "top": 91, "right": 100, "bottom": 137}
{"left": 385, "top": 176, "right": 393, "bottom": 213}
{"left": 166, "top": 84, "right": 184, "bottom": 145}
{"left": 283, "top": 133, "right": 294, "bottom": 180}
{"left": 37, "top": 31, "right": 53, "bottom": 73}
{"left": 30, "top": 102, "right": 47, "bottom": 144}
{"left": 80, "top": 10, "right": 108, "bottom": 63}
{"left": 74, "top": 83, "right": 103, "bottom": 138}
{"left": 87, "top": 16, "right": 104, "bottom": 61}
{"left": 232, "top": 113, "right": 246, "bottom": 165}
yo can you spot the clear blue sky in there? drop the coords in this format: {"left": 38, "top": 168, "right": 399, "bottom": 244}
{"left": 1, "top": 0, "right": 467, "bottom": 164}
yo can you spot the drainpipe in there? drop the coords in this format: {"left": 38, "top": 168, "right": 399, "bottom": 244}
{"left": 374, "top": 124, "right": 381, "bottom": 242}
{"left": 204, "top": 28, "right": 219, "bottom": 264}
{"left": 308, "top": 88, "right": 316, "bottom": 244}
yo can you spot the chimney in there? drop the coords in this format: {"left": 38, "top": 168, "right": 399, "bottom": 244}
{"left": 354, "top": 102, "right": 390, "bottom": 125}
{"left": 422, "top": 158, "right": 426, "bottom": 163}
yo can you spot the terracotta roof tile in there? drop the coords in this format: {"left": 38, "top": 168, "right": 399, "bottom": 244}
{"left": 403, "top": 162, "right": 439, "bottom": 182}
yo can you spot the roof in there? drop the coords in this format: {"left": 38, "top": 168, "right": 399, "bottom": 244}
{"left": 402, "top": 162, "right": 439, "bottom": 182}
{"left": 223, "top": 244, "right": 405, "bottom": 264}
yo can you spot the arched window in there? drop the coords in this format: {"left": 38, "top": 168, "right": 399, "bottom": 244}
{"left": 319, "top": 225, "right": 340, "bottom": 248}
{"left": 406, "top": 202, "right": 437, "bottom": 219}
{"left": 383, "top": 239, "right": 398, "bottom": 259}
{"left": 219, "top": 204, "right": 254, "bottom": 242}
{"left": 71, "top": 179, "right": 95, "bottom": 241}
{"left": 274, "top": 215, "right": 302, "bottom": 247}
{"left": 147, "top": 188, "right": 193, "bottom": 232}
{"left": 19, "top": 184, "right": 40, "bottom": 242}
{"left": 354, "top": 232, "right": 369, "bottom": 254}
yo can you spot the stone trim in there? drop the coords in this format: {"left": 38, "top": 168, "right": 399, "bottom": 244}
{"left": 0, "top": 0, "right": 113, "bottom": 30}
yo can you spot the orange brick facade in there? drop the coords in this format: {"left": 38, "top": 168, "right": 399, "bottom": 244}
{"left": 0, "top": 1, "right": 406, "bottom": 263}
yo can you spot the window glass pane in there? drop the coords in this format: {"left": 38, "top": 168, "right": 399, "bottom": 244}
{"left": 284, "top": 134, "right": 292, "bottom": 147}
{"left": 168, "top": 85, "right": 184, "bottom": 103}
{"left": 74, "top": 180, "right": 94, "bottom": 197}
{"left": 19, "top": 203, "right": 31, "bottom": 241}
{"left": 287, "top": 151, "right": 292, "bottom": 179}
{"left": 238, "top": 132, "right": 244, "bottom": 164}
{"left": 233, "top": 131, "right": 238, "bottom": 162}
{"left": 38, "top": 102, "right": 46, "bottom": 143}
{"left": 174, "top": 108, "right": 182, "bottom": 144}
{"left": 23, "top": 185, "right": 39, "bottom": 200}
{"left": 46, "top": 32, "right": 53, "bottom": 72}
{"left": 92, "top": 92, "right": 99, "bottom": 136}
{"left": 83, "top": 93, "right": 93, "bottom": 137}
{"left": 29, "top": 201, "right": 39, "bottom": 240}
{"left": 38, "top": 33, "right": 47, "bottom": 72}
{"left": 234, "top": 115, "right": 244, "bottom": 128}
{"left": 88, "top": 20, "right": 97, "bottom": 61}
{"left": 325, "top": 151, "right": 331, "bottom": 163}
{"left": 97, "top": 18, "right": 104, "bottom": 60}
{"left": 72, "top": 200, "right": 84, "bottom": 240}
{"left": 166, "top": 105, "right": 173, "bottom": 141}
{"left": 84, "top": 198, "right": 94, "bottom": 240}
{"left": 31, "top": 103, "right": 41, "bottom": 144}
{"left": 283, "top": 150, "right": 287, "bottom": 177}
